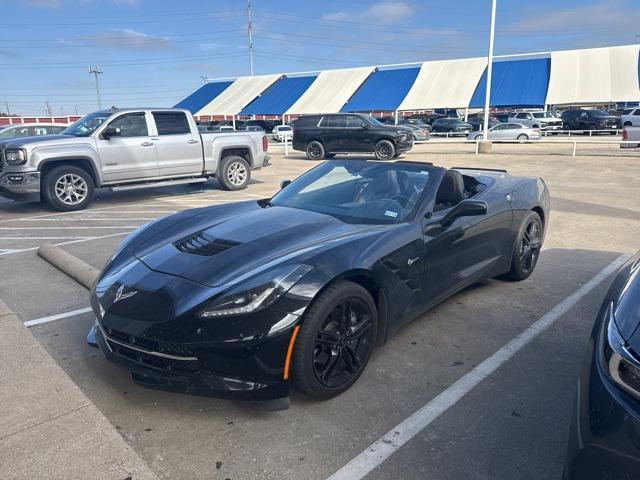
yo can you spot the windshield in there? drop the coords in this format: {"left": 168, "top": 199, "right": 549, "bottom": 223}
{"left": 366, "top": 116, "right": 385, "bottom": 127}
{"left": 271, "top": 160, "right": 435, "bottom": 224}
{"left": 62, "top": 111, "right": 112, "bottom": 137}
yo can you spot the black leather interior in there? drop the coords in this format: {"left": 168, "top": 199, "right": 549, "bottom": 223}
{"left": 435, "top": 170, "right": 466, "bottom": 209}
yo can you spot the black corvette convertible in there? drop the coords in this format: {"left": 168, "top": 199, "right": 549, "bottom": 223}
{"left": 87, "top": 160, "right": 550, "bottom": 408}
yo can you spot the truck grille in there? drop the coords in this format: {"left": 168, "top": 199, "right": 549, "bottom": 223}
{"left": 174, "top": 231, "right": 240, "bottom": 256}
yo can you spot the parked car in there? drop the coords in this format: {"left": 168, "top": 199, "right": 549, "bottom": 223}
{"left": 509, "top": 111, "right": 563, "bottom": 132}
{"left": 374, "top": 116, "right": 395, "bottom": 125}
{"left": 246, "top": 125, "right": 265, "bottom": 132}
{"left": 561, "top": 109, "right": 621, "bottom": 134}
{"left": 621, "top": 108, "right": 640, "bottom": 127}
{"left": 564, "top": 253, "right": 640, "bottom": 480}
{"left": 431, "top": 118, "right": 472, "bottom": 135}
{"left": 86, "top": 160, "right": 549, "bottom": 408}
{"left": 496, "top": 113, "right": 511, "bottom": 123}
{"left": 246, "top": 119, "right": 277, "bottom": 133}
{"left": 210, "top": 125, "right": 235, "bottom": 132}
{"left": 272, "top": 125, "right": 293, "bottom": 142}
{"left": 0, "top": 123, "right": 68, "bottom": 139}
{"left": 409, "top": 113, "right": 446, "bottom": 125}
{"left": 621, "top": 126, "right": 640, "bottom": 148}
{"left": 398, "top": 118, "right": 433, "bottom": 132}
{"left": 468, "top": 123, "right": 541, "bottom": 141}
{"left": 0, "top": 108, "right": 269, "bottom": 210}
{"left": 292, "top": 113, "right": 413, "bottom": 160}
{"left": 467, "top": 116, "right": 500, "bottom": 131}
{"left": 404, "top": 124, "right": 430, "bottom": 141}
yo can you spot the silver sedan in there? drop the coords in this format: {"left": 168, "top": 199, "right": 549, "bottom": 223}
{"left": 467, "top": 123, "right": 541, "bottom": 141}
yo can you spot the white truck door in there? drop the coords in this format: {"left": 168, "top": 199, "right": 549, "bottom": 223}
{"left": 96, "top": 111, "right": 159, "bottom": 182}
{"left": 151, "top": 111, "right": 203, "bottom": 177}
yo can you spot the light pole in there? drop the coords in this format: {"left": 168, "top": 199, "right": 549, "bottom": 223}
{"left": 481, "top": 0, "right": 497, "bottom": 150}
{"left": 88, "top": 65, "right": 103, "bottom": 109}
{"left": 247, "top": 0, "right": 254, "bottom": 75}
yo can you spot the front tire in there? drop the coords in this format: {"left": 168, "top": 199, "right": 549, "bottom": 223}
{"left": 306, "top": 141, "right": 325, "bottom": 160}
{"left": 374, "top": 140, "right": 395, "bottom": 160}
{"left": 42, "top": 165, "right": 94, "bottom": 211}
{"left": 218, "top": 155, "right": 250, "bottom": 191}
{"left": 292, "top": 280, "right": 377, "bottom": 399}
{"left": 505, "top": 211, "right": 543, "bottom": 281}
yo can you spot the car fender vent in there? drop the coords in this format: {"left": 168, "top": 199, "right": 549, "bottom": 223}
{"left": 174, "top": 231, "right": 240, "bottom": 256}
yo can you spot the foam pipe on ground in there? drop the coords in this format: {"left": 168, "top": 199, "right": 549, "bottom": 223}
{"left": 37, "top": 243, "right": 99, "bottom": 290}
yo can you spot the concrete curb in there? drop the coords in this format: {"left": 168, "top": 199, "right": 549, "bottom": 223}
{"left": 37, "top": 243, "right": 99, "bottom": 290}
{"left": 0, "top": 299, "right": 159, "bottom": 480}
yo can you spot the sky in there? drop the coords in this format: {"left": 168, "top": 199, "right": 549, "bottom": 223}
{"left": 2, "top": 0, "right": 639, "bottom": 116}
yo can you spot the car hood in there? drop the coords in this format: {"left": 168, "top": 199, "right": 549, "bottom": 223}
{"left": 376, "top": 124, "right": 412, "bottom": 133}
{"left": 0, "top": 134, "right": 76, "bottom": 149}
{"left": 131, "top": 201, "right": 380, "bottom": 287}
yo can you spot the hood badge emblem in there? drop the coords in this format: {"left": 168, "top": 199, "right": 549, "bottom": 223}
{"left": 113, "top": 284, "right": 138, "bottom": 304}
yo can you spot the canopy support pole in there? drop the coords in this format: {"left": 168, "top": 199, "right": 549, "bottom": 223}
{"left": 480, "top": 0, "right": 497, "bottom": 153}
{"left": 232, "top": 116, "right": 236, "bottom": 130}
{"left": 464, "top": 108, "right": 469, "bottom": 122}
{"left": 394, "top": 110, "right": 399, "bottom": 124}
{"left": 282, "top": 116, "right": 285, "bottom": 125}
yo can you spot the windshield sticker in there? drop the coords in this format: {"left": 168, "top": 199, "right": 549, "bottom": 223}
{"left": 384, "top": 210, "right": 398, "bottom": 218}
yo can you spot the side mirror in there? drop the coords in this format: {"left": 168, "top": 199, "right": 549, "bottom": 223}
{"left": 280, "top": 179, "right": 292, "bottom": 189}
{"left": 441, "top": 200, "right": 488, "bottom": 227}
{"left": 362, "top": 122, "right": 370, "bottom": 129}
{"left": 102, "top": 127, "right": 121, "bottom": 139}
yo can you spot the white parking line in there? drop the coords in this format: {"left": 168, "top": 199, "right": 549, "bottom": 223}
{"left": 0, "top": 231, "right": 131, "bottom": 256}
{"left": 327, "top": 253, "right": 631, "bottom": 480}
{"left": 24, "top": 307, "right": 93, "bottom": 327}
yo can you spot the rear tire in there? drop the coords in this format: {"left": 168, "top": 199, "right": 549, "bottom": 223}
{"left": 42, "top": 165, "right": 94, "bottom": 211}
{"left": 504, "top": 211, "right": 543, "bottom": 281}
{"left": 292, "top": 280, "right": 377, "bottom": 399}
{"left": 374, "top": 140, "right": 395, "bottom": 160}
{"left": 306, "top": 141, "right": 325, "bottom": 160}
{"left": 218, "top": 155, "right": 250, "bottom": 191}
{"left": 517, "top": 134, "right": 529, "bottom": 142}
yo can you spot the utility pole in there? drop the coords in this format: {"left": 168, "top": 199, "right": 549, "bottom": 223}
{"left": 247, "top": 0, "right": 254, "bottom": 75}
{"left": 88, "top": 65, "right": 103, "bottom": 109}
{"left": 4, "top": 102, "right": 10, "bottom": 116}
{"left": 45, "top": 100, "right": 52, "bottom": 117}
{"left": 481, "top": 0, "right": 497, "bottom": 151}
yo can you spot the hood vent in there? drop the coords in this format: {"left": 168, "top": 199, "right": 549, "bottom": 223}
{"left": 174, "top": 231, "right": 240, "bottom": 256}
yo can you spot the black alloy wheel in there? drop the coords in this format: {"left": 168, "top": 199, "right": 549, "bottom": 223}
{"left": 292, "top": 280, "right": 377, "bottom": 399}
{"left": 374, "top": 140, "right": 395, "bottom": 160}
{"left": 312, "top": 297, "right": 374, "bottom": 388}
{"left": 505, "top": 211, "right": 543, "bottom": 281}
{"left": 306, "top": 141, "right": 325, "bottom": 160}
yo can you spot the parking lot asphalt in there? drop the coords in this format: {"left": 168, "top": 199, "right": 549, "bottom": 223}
{"left": 2, "top": 141, "right": 639, "bottom": 479}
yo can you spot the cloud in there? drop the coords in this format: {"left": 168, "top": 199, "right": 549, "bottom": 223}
{"left": 322, "top": 1, "right": 413, "bottom": 25}
{"left": 509, "top": 0, "right": 640, "bottom": 39}
{"left": 90, "top": 29, "right": 172, "bottom": 51}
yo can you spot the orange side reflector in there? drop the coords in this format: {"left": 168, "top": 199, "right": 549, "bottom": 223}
{"left": 283, "top": 325, "right": 300, "bottom": 380}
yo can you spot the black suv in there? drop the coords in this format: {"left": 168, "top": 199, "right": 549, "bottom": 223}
{"left": 561, "top": 109, "right": 621, "bottom": 134}
{"left": 292, "top": 113, "right": 413, "bottom": 160}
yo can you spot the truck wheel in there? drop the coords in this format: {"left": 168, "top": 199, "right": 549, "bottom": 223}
{"left": 218, "top": 156, "right": 250, "bottom": 191}
{"left": 43, "top": 165, "right": 94, "bottom": 211}
{"left": 306, "top": 141, "right": 325, "bottom": 160}
{"left": 374, "top": 140, "right": 395, "bottom": 160}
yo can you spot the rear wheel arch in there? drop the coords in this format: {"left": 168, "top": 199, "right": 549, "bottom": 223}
{"left": 219, "top": 147, "right": 253, "bottom": 168}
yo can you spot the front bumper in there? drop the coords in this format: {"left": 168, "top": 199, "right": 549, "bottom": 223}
{"left": 396, "top": 137, "right": 414, "bottom": 152}
{"left": 88, "top": 257, "right": 303, "bottom": 406}
{"left": 0, "top": 171, "right": 41, "bottom": 202}
{"left": 564, "top": 316, "right": 640, "bottom": 479}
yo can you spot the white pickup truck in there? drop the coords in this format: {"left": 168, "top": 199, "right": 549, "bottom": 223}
{"left": 0, "top": 108, "right": 270, "bottom": 210}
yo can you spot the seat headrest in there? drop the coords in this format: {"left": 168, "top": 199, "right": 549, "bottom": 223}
{"left": 436, "top": 170, "right": 465, "bottom": 205}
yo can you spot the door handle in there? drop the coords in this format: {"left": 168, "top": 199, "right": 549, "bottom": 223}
{"left": 187, "top": 139, "right": 199, "bottom": 144}
{"left": 140, "top": 141, "right": 154, "bottom": 147}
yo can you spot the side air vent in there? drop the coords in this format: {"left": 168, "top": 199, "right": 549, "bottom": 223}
{"left": 174, "top": 231, "right": 240, "bottom": 256}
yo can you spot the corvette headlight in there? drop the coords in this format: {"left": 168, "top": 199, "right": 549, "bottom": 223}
{"left": 4, "top": 149, "right": 27, "bottom": 165}
{"left": 600, "top": 302, "right": 640, "bottom": 399}
{"left": 198, "top": 264, "right": 313, "bottom": 318}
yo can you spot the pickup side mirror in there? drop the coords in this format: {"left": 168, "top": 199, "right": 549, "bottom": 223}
{"left": 280, "top": 179, "right": 292, "bottom": 190}
{"left": 361, "top": 122, "right": 370, "bottom": 129}
{"left": 441, "top": 199, "right": 488, "bottom": 227}
{"left": 102, "top": 127, "right": 121, "bottom": 139}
